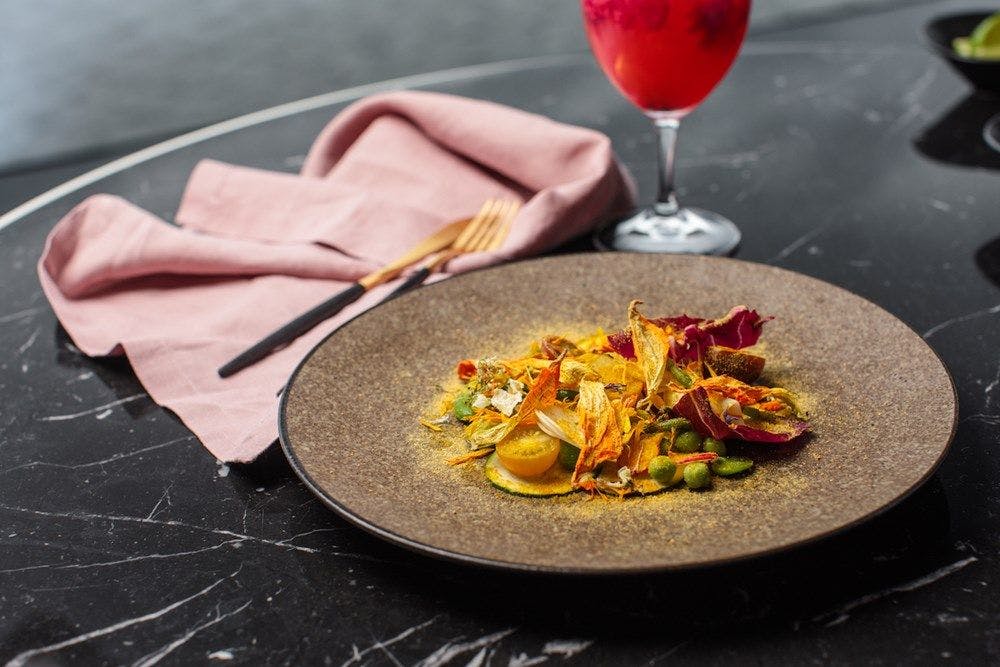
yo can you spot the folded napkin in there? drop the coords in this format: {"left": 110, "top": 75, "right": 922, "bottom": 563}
{"left": 39, "top": 91, "right": 635, "bottom": 462}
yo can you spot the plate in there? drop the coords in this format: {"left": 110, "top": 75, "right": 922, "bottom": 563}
{"left": 279, "top": 253, "right": 956, "bottom": 573}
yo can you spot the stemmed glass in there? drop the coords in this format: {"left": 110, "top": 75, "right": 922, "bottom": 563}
{"left": 581, "top": 0, "right": 752, "bottom": 254}
{"left": 986, "top": 114, "right": 1000, "bottom": 153}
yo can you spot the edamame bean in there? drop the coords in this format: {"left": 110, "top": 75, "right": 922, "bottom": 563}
{"left": 672, "top": 430, "right": 702, "bottom": 453}
{"left": 647, "top": 417, "right": 691, "bottom": 433}
{"left": 684, "top": 462, "right": 711, "bottom": 489}
{"left": 702, "top": 437, "right": 726, "bottom": 455}
{"left": 667, "top": 359, "right": 693, "bottom": 388}
{"left": 711, "top": 457, "right": 754, "bottom": 476}
{"left": 647, "top": 456, "right": 677, "bottom": 486}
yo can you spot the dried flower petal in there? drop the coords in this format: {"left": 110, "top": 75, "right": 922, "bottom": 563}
{"left": 535, "top": 405, "right": 585, "bottom": 447}
{"left": 465, "top": 355, "right": 562, "bottom": 447}
{"left": 540, "top": 335, "right": 582, "bottom": 359}
{"left": 732, "top": 420, "right": 810, "bottom": 442}
{"left": 628, "top": 300, "right": 672, "bottom": 398}
{"left": 674, "top": 387, "right": 809, "bottom": 443}
{"left": 673, "top": 387, "right": 733, "bottom": 440}
{"left": 456, "top": 359, "right": 477, "bottom": 381}
{"left": 608, "top": 305, "right": 770, "bottom": 363}
{"left": 573, "top": 380, "right": 625, "bottom": 486}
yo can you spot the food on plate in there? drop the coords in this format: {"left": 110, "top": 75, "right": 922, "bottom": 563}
{"left": 422, "top": 301, "right": 809, "bottom": 497}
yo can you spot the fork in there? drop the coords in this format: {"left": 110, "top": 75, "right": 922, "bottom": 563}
{"left": 218, "top": 213, "right": 471, "bottom": 378}
{"left": 383, "top": 198, "right": 519, "bottom": 300}
{"left": 217, "top": 200, "right": 517, "bottom": 378}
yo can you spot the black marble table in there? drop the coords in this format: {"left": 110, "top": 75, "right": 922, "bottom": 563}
{"left": 2, "top": 3, "right": 998, "bottom": 665}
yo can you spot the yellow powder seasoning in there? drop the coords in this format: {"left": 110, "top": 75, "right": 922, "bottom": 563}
{"left": 410, "top": 311, "right": 814, "bottom": 504}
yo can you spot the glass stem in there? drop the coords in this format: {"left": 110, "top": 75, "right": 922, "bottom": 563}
{"left": 653, "top": 117, "right": 680, "bottom": 216}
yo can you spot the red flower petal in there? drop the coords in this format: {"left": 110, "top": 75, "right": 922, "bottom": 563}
{"left": 674, "top": 387, "right": 809, "bottom": 443}
{"left": 673, "top": 388, "right": 732, "bottom": 439}
{"left": 607, "top": 306, "right": 770, "bottom": 363}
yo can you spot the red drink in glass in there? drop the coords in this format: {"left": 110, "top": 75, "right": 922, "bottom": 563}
{"left": 582, "top": 0, "right": 750, "bottom": 114}
{"left": 581, "top": 0, "right": 751, "bottom": 254}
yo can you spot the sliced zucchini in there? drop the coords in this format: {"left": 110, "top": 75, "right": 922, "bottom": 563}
{"left": 557, "top": 441, "right": 580, "bottom": 471}
{"left": 632, "top": 476, "right": 670, "bottom": 495}
{"left": 484, "top": 453, "right": 576, "bottom": 497}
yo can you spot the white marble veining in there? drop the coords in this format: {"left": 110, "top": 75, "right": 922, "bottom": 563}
{"left": 130, "top": 599, "right": 253, "bottom": 667}
{"left": 36, "top": 393, "right": 149, "bottom": 422}
{"left": 0, "top": 307, "right": 43, "bottom": 325}
{"left": 414, "top": 629, "right": 517, "bottom": 667}
{"left": 2, "top": 435, "right": 194, "bottom": 475}
{"left": 15, "top": 328, "right": 40, "bottom": 355}
{"left": 922, "top": 304, "right": 1000, "bottom": 339}
{"left": 342, "top": 617, "right": 437, "bottom": 667}
{"left": 769, "top": 226, "right": 828, "bottom": 263}
{"left": 7, "top": 568, "right": 244, "bottom": 667}
{"left": 0, "top": 504, "right": 343, "bottom": 557}
{"left": 813, "top": 557, "right": 979, "bottom": 628}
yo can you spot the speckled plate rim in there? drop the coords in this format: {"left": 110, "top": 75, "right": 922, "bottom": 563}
{"left": 277, "top": 253, "right": 958, "bottom": 575}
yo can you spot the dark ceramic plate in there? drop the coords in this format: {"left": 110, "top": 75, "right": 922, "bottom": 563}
{"left": 925, "top": 12, "right": 1000, "bottom": 95}
{"left": 279, "top": 254, "right": 956, "bottom": 574}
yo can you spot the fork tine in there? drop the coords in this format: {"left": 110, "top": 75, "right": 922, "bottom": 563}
{"left": 420, "top": 198, "right": 517, "bottom": 275}
{"left": 470, "top": 200, "right": 518, "bottom": 251}
{"left": 379, "top": 199, "right": 519, "bottom": 305}
{"left": 482, "top": 200, "right": 518, "bottom": 251}
{"left": 470, "top": 199, "right": 517, "bottom": 252}
{"left": 469, "top": 200, "right": 509, "bottom": 252}
{"left": 452, "top": 199, "right": 497, "bottom": 250}
{"left": 459, "top": 199, "right": 504, "bottom": 252}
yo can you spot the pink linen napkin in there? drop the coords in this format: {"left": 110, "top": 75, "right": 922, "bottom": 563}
{"left": 38, "top": 91, "right": 635, "bottom": 462}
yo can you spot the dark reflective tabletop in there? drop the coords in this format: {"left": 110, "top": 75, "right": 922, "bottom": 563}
{"left": 1, "top": 3, "right": 998, "bottom": 665}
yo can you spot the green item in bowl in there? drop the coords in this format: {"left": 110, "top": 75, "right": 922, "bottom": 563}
{"left": 953, "top": 12, "right": 1000, "bottom": 60}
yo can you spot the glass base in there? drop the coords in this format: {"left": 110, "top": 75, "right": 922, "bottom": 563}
{"left": 985, "top": 113, "right": 1000, "bottom": 154}
{"left": 593, "top": 206, "right": 741, "bottom": 255}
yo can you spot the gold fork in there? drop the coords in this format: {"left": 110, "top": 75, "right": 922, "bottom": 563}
{"left": 384, "top": 198, "right": 519, "bottom": 300}
{"left": 219, "top": 212, "right": 475, "bottom": 378}
{"left": 218, "top": 200, "right": 518, "bottom": 377}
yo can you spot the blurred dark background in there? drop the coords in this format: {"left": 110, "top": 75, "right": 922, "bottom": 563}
{"left": 2, "top": 0, "right": 929, "bottom": 187}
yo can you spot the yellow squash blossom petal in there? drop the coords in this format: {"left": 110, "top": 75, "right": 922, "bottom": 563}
{"left": 628, "top": 300, "right": 672, "bottom": 398}
{"left": 573, "top": 380, "right": 625, "bottom": 486}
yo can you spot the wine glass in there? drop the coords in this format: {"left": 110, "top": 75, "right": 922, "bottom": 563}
{"left": 986, "top": 114, "right": 1000, "bottom": 153}
{"left": 581, "top": 0, "right": 751, "bottom": 254}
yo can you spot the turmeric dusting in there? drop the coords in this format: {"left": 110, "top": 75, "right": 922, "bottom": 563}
{"left": 424, "top": 302, "right": 810, "bottom": 497}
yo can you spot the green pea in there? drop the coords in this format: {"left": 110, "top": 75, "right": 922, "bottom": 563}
{"left": 702, "top": 437, "right": 726, "bottom": 455}
{"left": 558, "top": 442, "right": 580, "bottom": 471}
{"left": 672, "top": 430, "right": 702, "bottom": 453}
{"left": 556, "top": 388, "right": 579, "bottom": 402}
{"left": 711, "top": 457, "right": 754, "bottom": 477}
{"left": 684, "top": 462, "right": 711, "bottom": 489}
{"left": 647, "top": 456, "right": 677, "bottom": 486}
{"left": 646, "top": 417, "right": 691, "bottom": 434}
{"left": 452, "top": 391, "right": 475, "bottom": 422}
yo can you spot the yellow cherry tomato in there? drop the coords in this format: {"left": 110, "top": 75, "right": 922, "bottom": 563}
{"left": 496, "top": 428, "right": 560, "bottom": 478}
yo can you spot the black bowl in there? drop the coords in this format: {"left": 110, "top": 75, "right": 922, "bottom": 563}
{"left": 926, "top": 11, "right": 1000, "bottom": 96}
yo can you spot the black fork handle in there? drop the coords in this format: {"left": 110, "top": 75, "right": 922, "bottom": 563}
{"left": 218, "top": 281, "right": 367, "bottom": 378}
{"left": 383, "top": 267, "right": 432, "bottom": 301}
